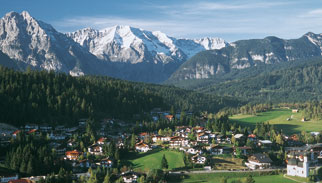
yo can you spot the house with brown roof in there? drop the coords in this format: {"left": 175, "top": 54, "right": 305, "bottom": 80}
{"left": 135, "top": 142, "right": 151, "bottom": 152}
{"left": 165, "top": 115, "right": 174, "bottom": 121}
{"left": 169, "top": 136, "right": 189, "bottom": 147}
{"left": 245, "top": 153, "right": 272, "bottom": 170}
{"left": 197, "top": 133, "right": 209, "bottom": 144}
{"left": 88, "top": 144, "right": 103, "bottom": 155}
{"left": 191, "top": 155, "right": 206, "bottom": 164}
{"left": 97, "top": 137, "right": 108, "bottom": 145}
{"left": 96, "top": 157, "right": 113, "bottom": 168}
{"left": 65, "top": 150, "right": 81, "bottom": 161}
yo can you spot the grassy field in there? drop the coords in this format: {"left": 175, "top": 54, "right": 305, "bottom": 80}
{"left": 127, "top": 149, "right": 185, "bottom": 172}
{"left": 212, "top": 156, "right": 245, "bottom": 170}
{"left": 173, "top": 173, "right": 298, "bottom": 183}
{"left": 230, "top": 109, "right": 322, "bottom": 134}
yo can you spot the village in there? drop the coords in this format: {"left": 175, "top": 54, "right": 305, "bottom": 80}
{"left": 1, "top": 109, "right": 322, "bottom": 183}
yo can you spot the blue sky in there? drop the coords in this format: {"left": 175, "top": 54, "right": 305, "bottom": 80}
{"left": 2, "top": 0, "right": 322, "bottom": 42}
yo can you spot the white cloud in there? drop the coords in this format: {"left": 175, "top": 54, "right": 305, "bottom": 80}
{"left": 53, "top": 0, "right": 322, "bottom": 41}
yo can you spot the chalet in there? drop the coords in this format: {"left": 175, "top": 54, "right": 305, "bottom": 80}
{"left": 186, "top": 147, "right": 201, "bottom": 155}
{"left": 197, "top": 133, "right": 209, "bottom": 144}
{"left": 292, "top": 109, "right": 299, "bottom": 113}
{"left": 216, "top": 135, "right": 225, "bottom": 143}
{"left": 193, "top": 126, "right": 204, "bottom": 133}
{"left": 138, "top": 132, "right": 148, "bottom": 140}
{"left": 247, "top": 134, "right": 257, "bottom": 141}
{"left": 135, "top": 142, "right": 151, "bottom": 152}
{"left": 245, "top": 153, "right": 272, "bottom": 170}
{"left": 287, "top": 154, "right": 309, "bottom": 178}
{"left": 96, "top": 157, "right": 113, "bottom": 168}
{"left": 169, "top": 136, "right": 189, "bottom": 147}
{"left": 12, "top": 130, "right": 21, "bottom": 138}
{"left": 165, "top": 115, "right": 174, "bottom": 121}
{"left": 152, "top": 135, "right": 170, "bottom": 143}
{"left": 191, "top": 155, "right": 206, "bottom": 164}
{"left": 210, "top": 145, "right": 224, "bottom": 155}
{"left": 88, "top": 144, "right": 103, "bottom": 155}
{"left": 121, "top": 171, "right": 140, "bottom": 183}
{"left": 65, "top": 150, "right": 81, "bottom": 161}
{"left": 97, "top": 137, "right": 108, "bottom": 145}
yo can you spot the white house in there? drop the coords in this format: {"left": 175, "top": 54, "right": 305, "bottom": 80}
{"left": 191, "top": 155, "right": 206, "bottom": 164}
{"left": 88, "top": 144, "right": 103, "bottom": 155}
{"left": 121, "top": 171, "right": 139, "bottom": 183}
{"left": 135, "top": 142, "right": 151, "bottom": 152}
{"left": 287, "top": 155, "right": 309, "bottom": 178}
{"left": 169, "top": 137, "right": 189, "bottom": 147}
{"left": 187, "top": 148, "right": 200, "bottom": 155}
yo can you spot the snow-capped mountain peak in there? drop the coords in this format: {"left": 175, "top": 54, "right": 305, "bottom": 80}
{"left": 67, "top": 25, "right": 228, "bottom": 64}
{"left": 0, "top": 11, "right": 100, "bottom": 75}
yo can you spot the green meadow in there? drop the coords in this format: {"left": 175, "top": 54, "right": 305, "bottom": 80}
{"left": 126, "top": 149, "right": 185, "bottom": 172}
{"left": 230, "top": 109, "right": 322, "bottom": 134}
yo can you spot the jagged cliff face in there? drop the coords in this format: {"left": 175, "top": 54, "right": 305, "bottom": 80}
{"left": 168, "top": 33, "right": 322, "bottom": 81}
{"left": 0, "top": 11, "right": 228, "bottom": 83}
{"left": 0, "top": 11, "right": 103, "bottom": 76}
{"left": 66, "top": 26, "right": 228, "bottom": 65}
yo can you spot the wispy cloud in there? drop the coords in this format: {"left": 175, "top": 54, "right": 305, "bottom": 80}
{"left": 53, "top": 0, "right": 322, "bottom": 41}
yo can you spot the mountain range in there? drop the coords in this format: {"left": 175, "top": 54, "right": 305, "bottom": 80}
{"left": 1, "top": 11, "right": 322, "bottom": 102}
{"left": 0, "top": 11, "right": 227, "bottom": 83}
{"left": 167, "top": 33, "right": 322, "bottom": 82}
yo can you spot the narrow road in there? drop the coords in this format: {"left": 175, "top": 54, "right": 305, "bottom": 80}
{"left": 170, "top": 168, "right": 285, "bottom": 174}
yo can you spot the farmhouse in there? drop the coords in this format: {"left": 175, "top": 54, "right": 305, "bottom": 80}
{"left": 121, "top": 171, "right": 140, "bottom": 183}
{"left": 65, "top": 150, "right": 81, "bottom": 161}
{"left": 245, "top": 153, "right": 272, "bottom": 170}
{"left": 88, "top": 144, "right": 103, "bottom": 155}
{"left": 97, "top": 137, "right": 108, "bottom": 145}
{"left": 169, "top": 136, "right": 189, "bottom": 147}
{"left": 135, "top": 142, "right": 151, "bottom": 152}
{"left": 96, "top": 157, "right": 113, "bottom": 168}
{"left": 191, "top": 155, "right": 206, "bottom": 164}
{"left": 197, "top": 133, "right": 209, "bottom": 144}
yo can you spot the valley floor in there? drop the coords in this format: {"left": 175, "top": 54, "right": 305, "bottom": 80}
{"left": 230, "top": 109, "right": 322, "bottom": 134}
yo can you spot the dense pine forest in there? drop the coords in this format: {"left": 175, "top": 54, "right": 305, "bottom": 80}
{"left": 0, "top": 66, "right": 240, "bottom": 127}
{"left": 170, "top": 57, "right": 322, "bottom": 103}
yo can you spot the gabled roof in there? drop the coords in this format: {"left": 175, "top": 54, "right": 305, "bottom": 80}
{"left": 12, "top": 130, "right": 21, "bottom": 135}
{"left": 27, "top": 129, "right": 38, "bottom": 134}
{"left": 66, "top": 150, "right": 80, "bottom": 156}
{"left": 249, "top": 153, "right": 272, "bottom": 164}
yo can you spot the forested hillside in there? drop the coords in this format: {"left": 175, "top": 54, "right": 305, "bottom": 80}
{"left": 196, "top": 57, "right": 322, "bottom": 103}
{"left": 0, "top": 66, "right": 241, "bottom": 127}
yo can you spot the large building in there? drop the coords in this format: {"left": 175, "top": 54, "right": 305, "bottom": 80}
{"left": 287, "top": 153, "right": 309, "bottom": 178}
